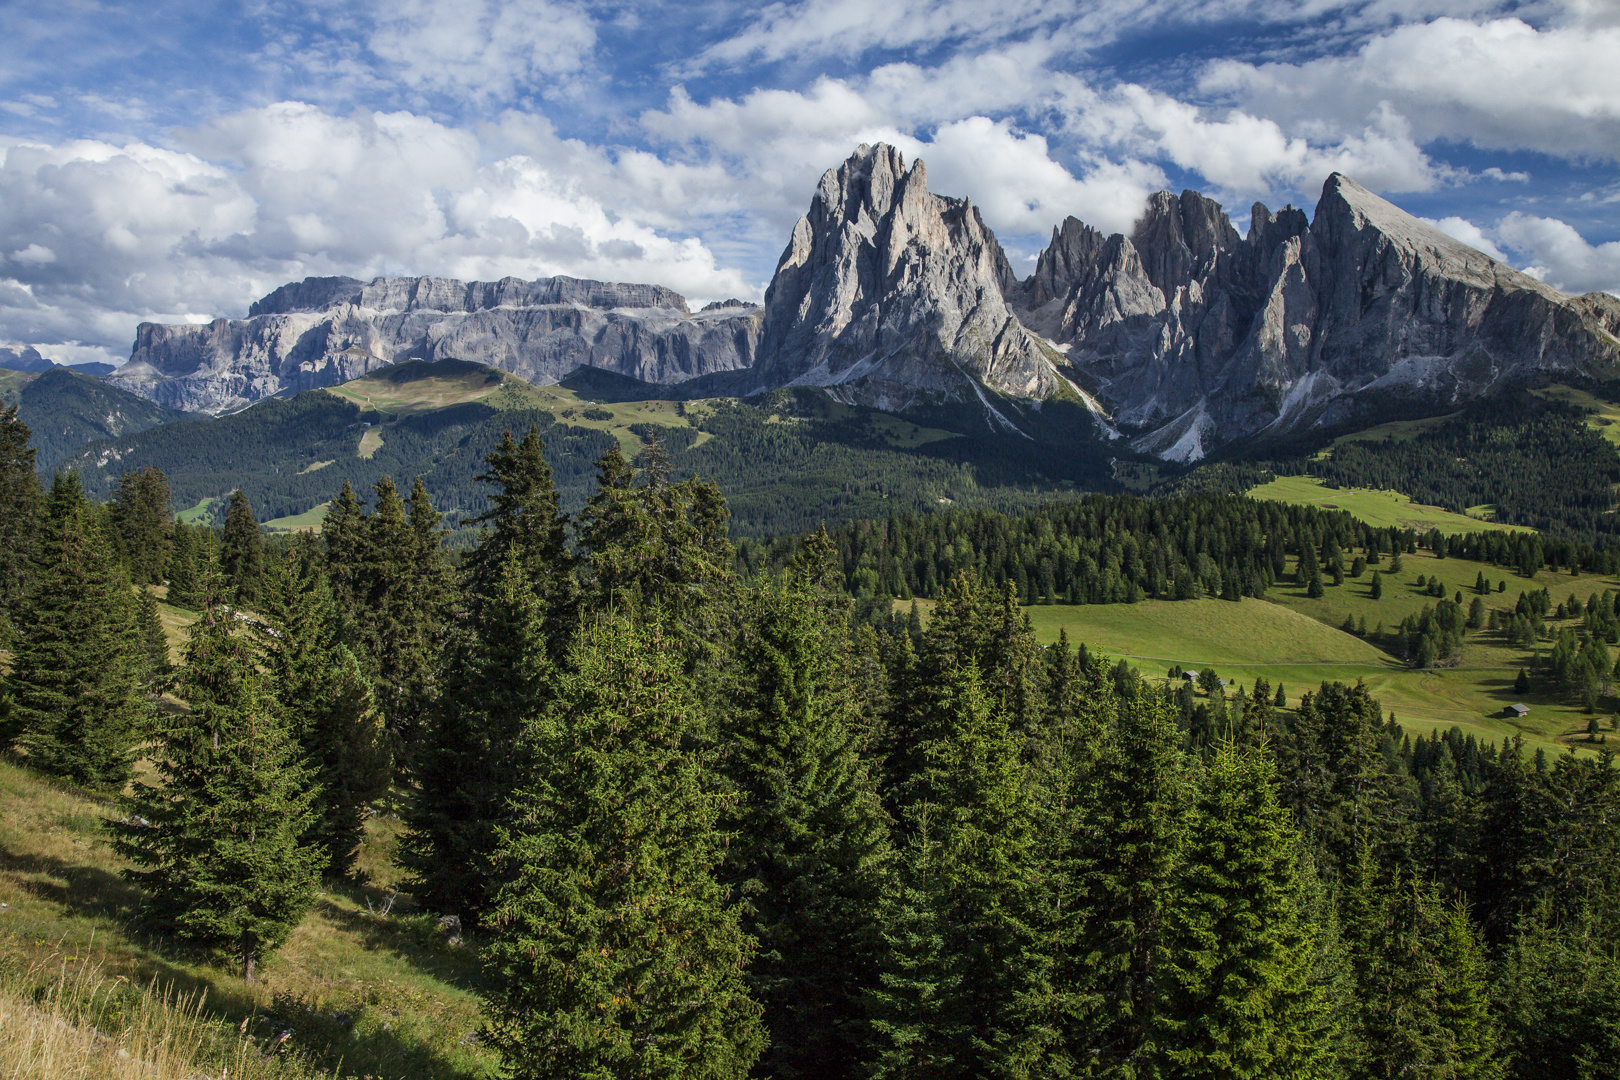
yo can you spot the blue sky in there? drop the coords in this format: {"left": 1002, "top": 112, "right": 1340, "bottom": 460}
{"left": 1, "top": 0, "right": 1617, "bottom": 366}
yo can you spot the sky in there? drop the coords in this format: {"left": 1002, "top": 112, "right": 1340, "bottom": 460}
{"left": 1, "top": 0, "right": 1618, "bottom": 368}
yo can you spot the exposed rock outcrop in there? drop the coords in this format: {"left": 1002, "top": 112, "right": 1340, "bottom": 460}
{"left": 1012, "top": 174, "right": 1620, "bottom": 460}
{"left": 0, "top": 345, "right": 55, "bottom": 373}
{"left": 751, "top": 143, "right": 1062, "bottom": 418}
{"left": 112, "top": 275, "right": 762, "bottom": 414}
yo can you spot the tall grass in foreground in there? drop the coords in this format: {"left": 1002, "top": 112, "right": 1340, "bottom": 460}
{"left": 0, "top": 951, "right": 321, "bottom": 1080}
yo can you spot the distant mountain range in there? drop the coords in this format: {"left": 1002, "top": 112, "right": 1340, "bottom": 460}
{"left": 53, "top": 142, "right": 1620, "bottom": 463}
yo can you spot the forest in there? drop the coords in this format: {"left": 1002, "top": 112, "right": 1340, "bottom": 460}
{"left": 3, "top": 398, "right": 1620, "bottom": 1079}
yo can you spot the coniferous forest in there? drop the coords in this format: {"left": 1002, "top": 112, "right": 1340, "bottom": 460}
{"left": 6, "top": 399, "right": 1620, "bottom": 1079}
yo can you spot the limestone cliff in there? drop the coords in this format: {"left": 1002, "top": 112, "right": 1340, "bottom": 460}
{"left": 751, "top": 143, "right": 1062, "bottom": 419}
{"left": 111, "top": 275, "right": 762, "bottom": 414}
{"left": 1012, "top": 174, "right": 1620, "bottom": 460}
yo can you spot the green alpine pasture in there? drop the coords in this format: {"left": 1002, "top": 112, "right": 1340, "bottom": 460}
{"left": 1017, "top": 550, "right": 1612, "bottom": 755}
{"left": 1246, "top": 475, "right": 1528, "bottom": 534}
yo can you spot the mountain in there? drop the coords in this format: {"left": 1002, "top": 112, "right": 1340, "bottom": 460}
{"left": 68, "top": 358, "right": 1104, "bottom": 536}
{"left": 11, "top": 366, "right": 189, "bottom": 470}
{"left": 0, "top": 345, "right": 55, "bottom": 373}
{"left": 1014, "top": 174, "right": 1620, "bottom": 460}
{"left": 749, "top": 142, "right": 1065, "bottom": 424}
{"left": 110, "top": 276, "right": 763, "bottom": 414}
{"left": 99, "top": 146, "right": 1620, "bottom": 464}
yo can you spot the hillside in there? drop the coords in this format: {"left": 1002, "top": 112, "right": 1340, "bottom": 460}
{"left": 11, "top": 366, "right": 189, "bottom": 471}
{"left": 60, "top": 358, "right": 1113, "bottom": 536}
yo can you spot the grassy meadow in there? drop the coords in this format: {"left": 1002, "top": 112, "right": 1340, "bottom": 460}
{"left": 905, "top": 548, "right": 1614, "bottom": 757}
{"left": 0, "top": 592, "right": 498, "bottom": 1080}
{"left": 1246, "top": 475, "right": 1526, "bottom": 534}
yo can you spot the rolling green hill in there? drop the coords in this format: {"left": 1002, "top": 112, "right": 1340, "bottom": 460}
{"left": 58, "top": 359, "right": 1115, "bottom": 537}
{"left": 12, "top": 366, "right": 190, "bottom": 471}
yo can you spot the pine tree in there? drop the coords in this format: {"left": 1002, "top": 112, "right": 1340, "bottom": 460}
{"left": 113, "top": 572, "right": 320, "bottom": 983}
{"left": 219, "top": 489, "right": 263, "bottom": 604}
{"left": 404, "top": 431, "right": 575, "bottom": 922}
{"left": 723, "top": 530, "right": 892, "bottom": 1079}
{"left": 10, "top": 507, "right": 150, "bottom": 785}
{"left": 0, "top": 404, "right": 41, "bottom": 624}
{"left": 869, "top": 661, "right": 1042, "bottom": 1078}
{"left": 259, "top": 547, "right": 389, "bottom": 878}
{"left": 482, "top": 613, "right": 765, "bottom": 1077}
{"left": 111, "top": 466, "right": 173, "bottom": 586}
{"left": 1065, "top": 683, "right": 1187, "bottom": 1071}
{"left": 166, "top": 524, "right": 201, "bottom": 609}
{"left": 1149, "top": 739, "right": 1336, "bottom": 1078}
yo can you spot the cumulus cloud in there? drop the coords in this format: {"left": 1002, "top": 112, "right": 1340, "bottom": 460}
{"left": 0, "top": 103, "right": 755, "bottom": 363}
{"left": 364, "top": 0, "right": 598, "bottom": 101}
{"left": 1495, "top": 212, "right": 1620, "bottom": 295}
{"left": 1422, "top": 216, "right": 1509, "bottom": 261}
{"left": 1204, "top": 17, "right": 1620, "bottom": 163}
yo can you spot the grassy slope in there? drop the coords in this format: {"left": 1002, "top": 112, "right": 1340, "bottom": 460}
{"left": 0, "top": 599, "right": 498, "bottom": 1080}
{"left": 264, "top": 501, "right": 332, "bottom": 533}
{"left": 1247, "top": 475, "right": 1528, "bottom": 534}
{"left": 996, "top": 549, "right": 1611, "bottom": 755}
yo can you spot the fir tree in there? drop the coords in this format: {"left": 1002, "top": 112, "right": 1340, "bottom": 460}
{"left": 259, "top": 547, "right": 389, "bottom": 878}
{"left": 0, "top": 404, "right": 41, "bottom": 623}
{"left": 482, "top": 613, "right": 765, "bottom": 1077}
{"left": 10, "top": 507, "right": 150, "bottom": 785}
{"left": 1149, "top": 739, "right": 1336, "bottom": 1078}
{"left": 1370, "top": 572, "right": 1383, "bottom": 600}
{"left": 111, "top": 466, "right": 173, "bottom": 586}
{"left": 869, "top": 661, "right": 1042, "bottom": 1078}
{"left": 723, "top": 530, "right": 892, "bottom": 1079}
{"left": 113, "top": 572, "right": 320, "bottom": 983}
{"left": 219, "top": 489, "right": 263, "bottom": 604}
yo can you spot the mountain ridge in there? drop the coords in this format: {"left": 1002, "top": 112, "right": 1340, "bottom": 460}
{"left": 103, "top": 146, "right": 1620, "bottom": 461}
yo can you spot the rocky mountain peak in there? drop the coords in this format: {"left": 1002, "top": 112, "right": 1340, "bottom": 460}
{"left": 1012, "top": 170, "right": 1620, "bottom": 461}
{"left": 752, "top": 142, "right": 1061, "bottom": 419}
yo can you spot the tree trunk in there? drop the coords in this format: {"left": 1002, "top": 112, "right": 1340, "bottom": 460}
{"left": 243, "top": 943, "right": 257, "bottom": 985}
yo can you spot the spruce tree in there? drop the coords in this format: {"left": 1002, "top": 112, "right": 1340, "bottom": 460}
{"left": 10, "top": 506, "right": 150, "bottom": 784}
{"left": 135, "top": 587, "right": 173, "bottom": 695}
{"left": 1064, "top": 683, "right": 1187, "bottom": 1070}
{"left": 1149, "top": 739, "right": 1336, "bottom": 1077}
{"left": 219, "top": 489, "right": 263, "bottom": 604}
{"left": 111, "top": 466, "right": 173, "bottom": 586}
{"left": 0, "top": 404, "right": 41, "bottom": 623}
{"left": 114, "top": 571, "right": 320, "bottom": 983}
{"left": 403, "top": 548, "right": 556, "bottom": 922}
{"left": 483, "top": 613, "right": 765, "bottom": 1077}
{"left": 259, "top": 546, "right": 389, "bottom": 878}
{"left": 868, "top": 661, "right": 1042, "bottom": 1078}
{"left": 166, "top": 524, "right": 201, "bottom": 609}
{"left": 723, "top": 531, "right": 892, "bottom": 1079}
{"left": 404, "top": 430, "right": 575, "bottom": 922}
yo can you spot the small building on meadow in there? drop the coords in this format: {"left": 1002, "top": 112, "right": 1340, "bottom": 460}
{"left": 1503, "top": 703, "right": 1530, "bottom": 718}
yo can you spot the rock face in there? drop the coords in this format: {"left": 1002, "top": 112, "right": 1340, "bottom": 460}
{"left": 111, "top": 275, "right": 763, "bottom": 414}
{"left": 0, "top": 345, "right": 55, "bottom": 373}
{"left": 1012, "top": 174, "right": 1620, "bottom": 460}
{"left": 751, "top": 143, "right": 1062, "bottom": 417}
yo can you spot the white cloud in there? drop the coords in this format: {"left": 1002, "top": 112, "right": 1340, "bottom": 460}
{"left": 1204, "top": 17, "right": 1620, "bottom": 163}
{"left": 365, "top": 0, "right": 598, "bottom": 102}
{"left": 1494, "top": 212, "right": 1620, "bottom": 296}
{"left": 1422, "top": 216, "right": 1509, "bottom": 261}
{"left": 0, "top": 103, "right": 755, "bottom": 360}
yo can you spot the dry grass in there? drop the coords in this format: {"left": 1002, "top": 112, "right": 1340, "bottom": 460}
{"left": 0, "top": 758, "right": 499, "bottom": 1079}
{"left": 0, "top": 952, "right": 291, "bottom": 1080}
